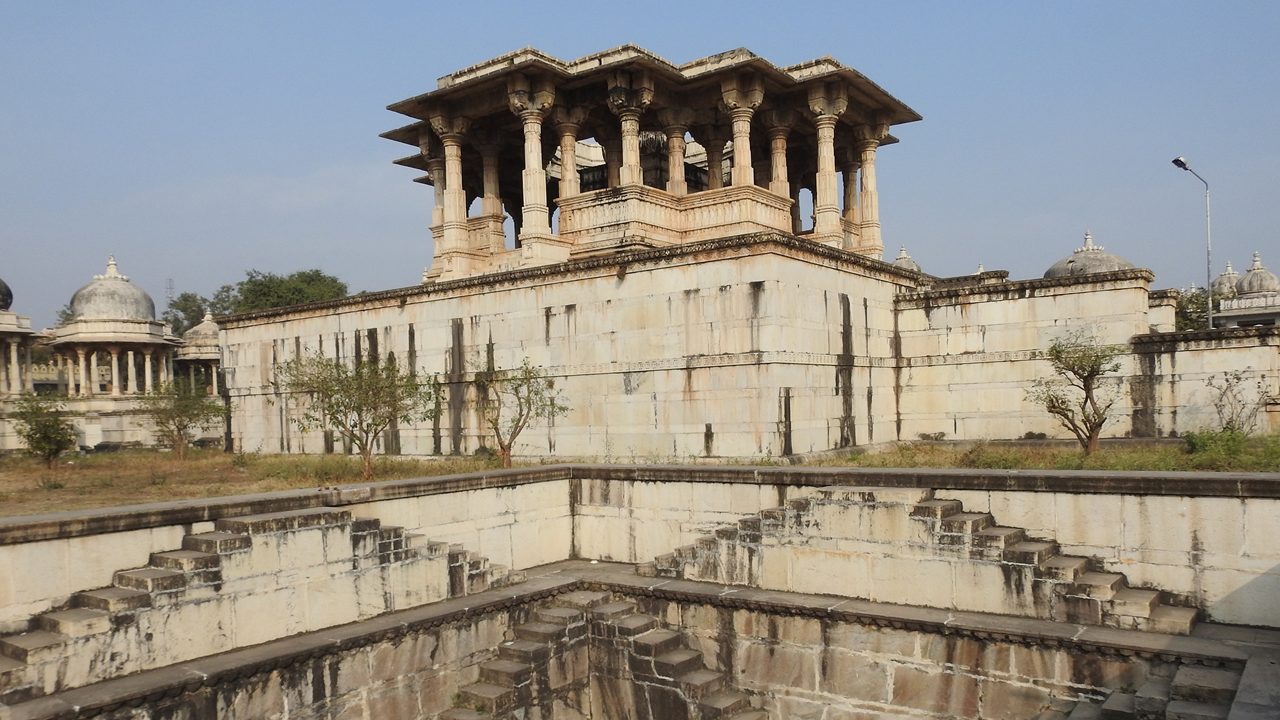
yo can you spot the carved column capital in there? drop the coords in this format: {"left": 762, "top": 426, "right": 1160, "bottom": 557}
{"left": 507, "top": 73, "right": 556, "bottom": 119}
{"left": 657, "top": 107, "right": 694, "bottom": 133}
{"left": 553, "top": 105, "right": 589, "bottom": 135}
{"left": 428, "top": 113, "right": 471, "bottom": 142}
{"left": 807, "top": 82, "right": 849, "bottom": 119}
{"left": 607, "top": 70, "right": 654, "bottom": 116}
{"left": 762, "top": 108, "right": 796, "bottom": 134}
{"left": 720, "top": 73, "right": 764, "bottom": 112}
{"left": 854, "top": 120, "right": 890, "bottom": 148}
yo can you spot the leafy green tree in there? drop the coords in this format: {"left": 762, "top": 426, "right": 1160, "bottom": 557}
{"left": 478, "top": 357, "right": 569, "bottom": 468}
{"left": 1025, "top": 329, "right": 1125, "bottom": 455}
{"left": 54, "top": 303, "right": 75, "bottom": 327}
{"left": 222, "top": 269, "right": 348, "bottom": 314}
{"left": 161, "top": 292, "right": 207, "bottom": 335}
{"left": 137, "top": 381, "right": 225, "bottom": 460}
{"left": 1176, "top": 288, "right": 1210, "bottom": 331}
{"left": 279, "top": 354, "right": 439, "bottom": 481}
{"left": 12, "top": 393, "right": 78, "bottom": 467}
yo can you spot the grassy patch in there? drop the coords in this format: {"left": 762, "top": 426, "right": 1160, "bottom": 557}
{"left": 0, "top": 450, "right": 503, "bottom": 518}
{"left": 806, "top": 436, "right": 1280, "bottom": 472}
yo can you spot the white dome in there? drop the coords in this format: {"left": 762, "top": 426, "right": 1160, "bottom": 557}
{"left": 1211, "top": 261, "right": 1239, "bottom": 298}
{"left": 891, "top": 246, "right": 921, "bottom": 273}
{"left": 68, "top": 257, "right": 156, "bottom": 321}
{"left": 182, "top": 312, "right": 219, "bottom": 341}
{"left": 1237, "top": 252, "right": 1280, "bottom": 295}
{"left": 1044, "top": 232, "right": 1136, "bottom": 279}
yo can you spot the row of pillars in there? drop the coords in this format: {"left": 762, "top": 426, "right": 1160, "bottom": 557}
{"left": 421, "top": 74, "right": 889, "bottom": 264}
{"left": 54, "top": 346, "right": 175, "bottom": 397}
{"left": 0, "top": 337, "right": 33, "bottom": 395}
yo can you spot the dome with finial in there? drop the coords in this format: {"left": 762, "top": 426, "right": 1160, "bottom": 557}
{"left": 0, "top": 276, "right": 11, "bottom": 312}
{"left": 1236, "top": 252, "right": 1280, "bottom": 296}
{"left": 183, "top": 312, "right": 219, "bottom": 341}
{"left": 1211, "top": 261, "right": 1239, "bottom": 298}
{"left": 1043, "top": 231, "right": 1137, "bottom": 279}
{"left": 892, "top": 246, "right": 921, "bottom": 273}
{"left": 68, "top": 257, "right": 157, "bottom": 321}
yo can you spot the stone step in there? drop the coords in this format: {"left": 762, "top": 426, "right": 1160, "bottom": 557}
{"left": 1005, "top": 540, "right": 1059, "bottom": 565}
{"left": 73, "top": 587, "right": 152, "bottom": 613}
{"left": 438, "top": 709, "right": 490, "bottom": 720}
{"left": 498, "top": 639, "right": 551, "bottom": 664}
{"left": 635, "top": 561, "right": 659, "bottom": 577}
{"left": 632, "top": 629, "right": 683, "bottom": 657}
{"left": 1170, "top": 665, "right": 1240, "bottom": 705}
{"left": 114, "top": 567, "right": 187, "bottom": 593}
{"left": 479, "top": 659, "right": 531, "bottom": 688}
{"left": 653, "top": 649, "right": 704, "bottom": 678}
{"left": 36, "top": 608, "right": 111, "bottom": 637}
{"left": 0, "top": 654, "right": 27, "bottom": 683}
{"left": 1134, "top": 676, "right": 1172, "bottom": 716}
{"left": 214, "top": 507, "right": 351, "bottom": 534}
{"left": 535, "top": 606, "right": 583, "bottom": 626}
{"left": 1099, "top": 690, "right": 1135, "bottom": 717}
{"left": 457, "top": 681, "right": 514, "bottom": 714}
{"left": 1110, "top": 589, "right": 1160, "bottom": 619}
{"left": 1031, "top": 710, "right": 1071, "bottom": 720}
{"left": 1067, "top": 701, "right": 1102, "bottom": 719}
{"left": 612, "top": 614, "right": 658, "bottom": 637}
{"left": 728, "top": 712, "right": 768, "bottom": 720}
{"left": 939, "top": 512, "right": 995, "bottom": 534}
{"left": 1144, "top": 605, "right": 1197, "bottom": 635}
{"left": 973, "top": 526, "right": 1027, "bottom": 549}
{"left": 0, "top": 630, "right": 67, "bottom": 663}
{"left": 1041, "top": 555, "right": 1090, "bottom": 582}
{"left": 677, "top": 668, "right": 724, "bottom": 697}
{"left": 699, "top": 689, "right": 750, "bottom": 719}
{"left": 591, "top": 601, "right": 638, "bottom": 621}
{"left": 1077, "top": 572, "right": 1126, "bottom": 601}
{"left": 182, "top": 531, "right": 251, "bottom": 554}
{"left": 149, "top": 549, "right": 220, "bottom": 571}
{"left": 556, "top": 590, "right": 611, "bottom": 609}
{"left": 513, "top": 622, "right": 564, "bottom": 644}
{"left": 1163, "top": 700, "right": 1229, "bottom": 720}
{"left": 911, "top": 499, "right": 963, "bottom": 519}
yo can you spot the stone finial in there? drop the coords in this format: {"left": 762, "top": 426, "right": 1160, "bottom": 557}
{"left": 1251, "top": 251, "right": 1264, "bottom": 270}
{"left": 976, "top": 263, "right": 985, "bottom": 274}
{"left": 94, "top": 256, "right": 128, "bottom": 282}
{"left": 1076, "top": 231, "right": 1104, "bottom": 253}
{"left": 203, "top": 312, "right": 214, "bottom": 322}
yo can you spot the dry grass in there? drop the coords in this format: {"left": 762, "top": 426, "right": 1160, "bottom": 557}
{"left": 0, "top": 450, "right": 503, "bottom": 518}
{"left": 808, "top": 436, "right": 1280, "bottom": 473}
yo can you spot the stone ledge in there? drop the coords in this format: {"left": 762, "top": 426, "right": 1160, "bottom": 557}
{"left": 3, "top": 464, "right": 1279, "bottom": 546}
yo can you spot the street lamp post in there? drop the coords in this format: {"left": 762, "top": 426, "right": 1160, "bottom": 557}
{"left": 1172, "top": 156, "right": 1213, "bottom": 328}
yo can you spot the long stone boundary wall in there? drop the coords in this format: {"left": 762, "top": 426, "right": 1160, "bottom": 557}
{"left": 2, "top": 466, "right": 1278, "bottom": 634}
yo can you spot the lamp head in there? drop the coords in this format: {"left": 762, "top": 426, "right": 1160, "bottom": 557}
{"left": 1172, "top": 156, "right": 1190, "bottom": 170}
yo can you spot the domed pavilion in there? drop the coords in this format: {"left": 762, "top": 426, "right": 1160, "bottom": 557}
{"left": 175, "top": 313, "right": 222, "bottom": 394}
{"left": 1216, "top": 252, "right": 1280, "bottom": 328}
{"left": 48, "top": 257, "right": 179, "bottom": 397}
{"left": 0, "top": 274, "right": 35, "bottom": 398}
{"left": 1043, "top": 232, "right": 1137, "bottom": 279}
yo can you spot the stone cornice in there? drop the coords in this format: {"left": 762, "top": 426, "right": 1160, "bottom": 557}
{"left": 1132, "top": 325, "right": 1280, "bottom": 349}
{"left": 216, "top": 232, "right": 920, "bottom": 327}
{"left": 895, "top": 268, "right": 1156, "bottom": 307}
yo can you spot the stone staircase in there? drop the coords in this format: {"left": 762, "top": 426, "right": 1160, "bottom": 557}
{"left": 645, "top": 486, "right": 1198, "bottom": 635}
{"left": 0, "top": 507, "right": 522, "bottom": 706}
{"left": 1035, "top": 663, "right": 1239, "bottom": 718}
{"left": 438, "top": 590, "right": 765, "bottom": 720}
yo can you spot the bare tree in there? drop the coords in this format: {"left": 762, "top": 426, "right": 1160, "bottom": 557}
{"left": 478, "top": 357, "right": 569, "bottom": 468}
{"left": 279, "top": 354, "right": 439, "bottom": 481}
{"left": 1025, "top": 329, "right": 1124, "bottom": 455}
{"left": 1205, "top": 369, "right": 1270, "bottom": 435}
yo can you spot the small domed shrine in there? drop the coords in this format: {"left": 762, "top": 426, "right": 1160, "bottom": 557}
{"left": 1043, "top": 232, "right": 1137, "bottom": 279}
{"left": 0, "top": 274, "right": 35, "bottom": 398}
{"left": 175, "top": 312, "right": 222, "bottom": 394}
{"left": 49, "top": 257, "right": 179, "bottom": 397}
{"left": 1217, "top": 252, "right": 1280, "bottom": 328}
{"left": 1211, "top": 261, "right": 1239, "bottom": 299}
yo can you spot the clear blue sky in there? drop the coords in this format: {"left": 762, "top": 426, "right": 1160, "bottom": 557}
{"left": 3, "top": 2, "right": 1278, "bottom": 329}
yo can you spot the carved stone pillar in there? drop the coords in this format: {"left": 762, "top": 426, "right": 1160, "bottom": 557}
{"left": 78, "top": 348, "right": 89, "bottom": 396}
{"left": 88, "top": 350, "right": 99, "bottom": 395}
{"left": 840, "top": 145, "right": 860, "bottom": 225}
{"left": 5, "top": 339, "right": 16, "bottom": 395}
{"left": 694, "top": 125, "right": 727, "bottom": 190}
{"left": 23, "top": 344, "right": 32, "bottom": 393}
{"left": 809, "top": 84, "right": 848, "bottom": 240}
{"left": 109, "top": 347, "right": 121, "bottom": 396}
{"left": 143, "top": 350, "right": 153, "bottom": 394}
{"left": 553, "top": 107, "right": 587, "bottom": 197}
{"left": 762, "top": 109, "right": 795, "bottom": 198}
{"left": 659, "top": 108, "right": 693, "bottom": 196}
{"left": 721, "top": 74, "right": 764, "bottom": 187}
{"left": 608, "top": 70, "right": 653, "bottom": 187}
{"left": 211, "top": 362, "right": 220, "bottom": 395}
{"left": 126, "top": 350, "right": 137, "bottom": 394}
{"left": 507, "top": 73, "right": 556, "bottom": 240}
{"left": 856, "top": 121, "right": 890, "bottom": 256}
{"left": 418, "top": 132, "right": 445, "bottom": 229}
{"left": 596, "top": 124, "right": 622, "bottom": 188}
